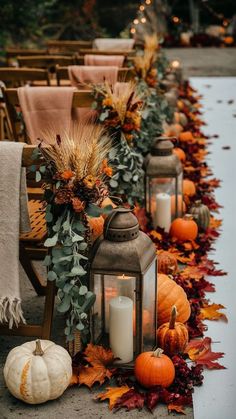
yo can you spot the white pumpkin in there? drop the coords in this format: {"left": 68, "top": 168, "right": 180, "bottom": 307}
{"left": 3, "top": 339, "right": 72, "bottom": 404}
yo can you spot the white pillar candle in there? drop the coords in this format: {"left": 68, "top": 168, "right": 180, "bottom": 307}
{"left": 155, "top": 192, "right": 171, "bottom": 232}
{"left": 105, "top": 275, "right": 135, "bottom": 332}
{"left": 109, "top": 296, "right": 133, "bottom": 363}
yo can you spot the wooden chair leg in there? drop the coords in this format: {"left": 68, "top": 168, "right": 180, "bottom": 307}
{"left": 19, "top": 242, "right": 46, "bottom": 296}
{"left": 41, "top": 281, "right": 56, "bottom": 339}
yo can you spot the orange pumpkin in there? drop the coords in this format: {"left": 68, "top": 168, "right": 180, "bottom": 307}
{"left": 157, "top": 306, "right": 189, "bottom": 356}
{"left": 166, "top": 123, "right": 183, "bottom": 137}
{"left": 224, "top": 36, "right": 234, "bottom": 45}
{"left": 170, "top": 214, "right": 198, "bottom": 241}
{"left": 173, "top": 147, "right": 186, "bottom": 163}
{"left": 183, "top": 179, "right": 196, "bottom": 197}
{"left": 158, "top": 251, "right": 178, "bottom": 275}
{"left": 158, "top": 274, "right": 191, "bottom": 325}
{"left": 88, "top": 216, "right": 104, "bottom": 242}
{"left": 134, "top": 348, "right": 175, "bottom": 388}
{"left": 179, "top": 131, "right": 194, "bottom": 142}
{"left": 171, "top": 195, "right": 186, "bottom": 217}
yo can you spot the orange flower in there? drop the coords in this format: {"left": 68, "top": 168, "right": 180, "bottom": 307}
{"left": 83, "top": 175, "right": 96, "bottom": 189}
{"left": 101, "top": 159, "right": 113, "bottom": 177}
{"left": 72, "top": 198, "right": 85, "bottom": 213}
{"left": 61, "top": 170, "right": 74, "bottom": 180}
{"left": 102, "top": 97, "right": 113, "bottom": 107}
{"left": 124, "top": 133, "right": 133, "bottom": 142}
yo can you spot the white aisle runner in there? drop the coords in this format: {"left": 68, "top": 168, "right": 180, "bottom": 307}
{"left": 190, "top": 78, "right": 236, "bottom": 419}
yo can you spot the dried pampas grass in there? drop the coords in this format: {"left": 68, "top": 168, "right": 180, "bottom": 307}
{"left": 144, "top": 33, "right": 159, "bottom": 54}
{"left": 97, "top": 81, "right": 142, "bottom": 124}
{"left": 40, "top": 122, "right": 111, "bottom": 180}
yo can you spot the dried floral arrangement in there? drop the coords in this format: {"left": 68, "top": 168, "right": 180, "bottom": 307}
{"left": 92, "top": 81, "right": 145, "bottom": 205}
{"left": 32, "top": 124, "right": 113, "bottom": 341}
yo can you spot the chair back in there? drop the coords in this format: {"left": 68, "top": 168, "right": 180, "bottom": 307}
{"left": 5, "top": 48, "right": 48, "bottom": 66}
{"left": 56, "top": 65, "right": 135, "bottom": 86}
{"left": 3, "top": 87, "right": 95, "bottom": 142}
{"left": 17, "top": 55, "right": 76, "bottom": 72}
{"left": 79, "top": 49, "right": 136, "bottom": 57}
{"left": 47, "top": 40, "right": 93, "bottom": 54}
{"left": 0, "top": 68, "right": 50, "bottom": 87}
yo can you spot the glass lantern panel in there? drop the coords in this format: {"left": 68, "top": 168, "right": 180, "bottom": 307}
{"left": 149, "top": 177, "right": 175, "bottom": 229}
{"left": 176, "top": 172, "right": 183, "bottom": 218}
{"left": 103, "top": 274, "right": 136, "bottom": 335}
{"left": 91, "top": 274, "right": 103, "bottom": 342}
{"left": 142, "top": 260, "right": 157, "bottom": 351}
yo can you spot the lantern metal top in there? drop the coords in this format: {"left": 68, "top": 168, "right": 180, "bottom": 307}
{"left": 144, "top": 137, "right": 183, "bottom": 177}
{"left": 90, "top": 207, "right": 156, "bottom": 274}
{"left": 104, "top": 207, "right": 139, "bottom": 242}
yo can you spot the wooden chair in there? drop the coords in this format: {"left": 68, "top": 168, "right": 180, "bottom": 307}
{"left": 5, "top": 48, "right": 48, "bottom": 66}
{"left": 0, "top": 145, "right": 55, "bottom": 339}
{"left": 0, "top": 67, "right": 50, "bottom": 87}
{"left": 79, "top": 49, "right": 136, "bottom": 57}
{"left": 47, "top": 39, "right": 93, "bottom": 54}
{"left": 17, "top": 55, "right": 76, "bottom": 73}
{"left": 55, "top": 65, "right": 135, "bottom": 86}
{"left": 3, "top": 87, "right": 95, "bottom": 142}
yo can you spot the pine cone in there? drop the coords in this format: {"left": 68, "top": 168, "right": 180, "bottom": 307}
{"left": 54, "top": 187, "right": 73, "bottom": 205}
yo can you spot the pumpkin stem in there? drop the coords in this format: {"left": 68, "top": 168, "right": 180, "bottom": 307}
{"left": 152, "top": 348, "right": 164, "bottom": 358}
{"left": 33, "top": 339, "right": 44, "bottom": 356}
{"left": 169, "top": 305, "right": 177, "bottom": 329}
{"left": 183, "top": 214, "right": 193, "bottom": 221}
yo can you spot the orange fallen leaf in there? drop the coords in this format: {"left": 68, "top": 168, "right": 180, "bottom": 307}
{"left": 83, "top": 343, "right": 114, "bottom": 367}
{"left": 79, "top": 364, "right": 113, "bottom": 388}
{"left": 78, "top": 343, "right": 115, "bottom": 388}
{"left": 96, "top": 386, "right": 131, "bottom": 409}
{"left": 209, "top": 217, "right": 222, "bottom": 229}
{"left": 185, "top": 337, "right": 225, "bottom": 369}
{"left": 180, "top": 265, "right": 203, "bottom": 281}
{"left": 150, "top": 230, "right": 163, "bottom": 241}
{"left": 168, "top": 403, "right": 186, "bottom": 414}
{"left": 198, "top": 303, "right": 228, "bottom": 322}
{"left": 69, "top": 373, "right": 80, "bottom": 386}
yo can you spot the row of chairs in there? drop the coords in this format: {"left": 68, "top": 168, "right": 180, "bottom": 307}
{"left": 0, "top": 66, "right": 134, "bottom": 88}
{"left": 6, "top": 50, "right": 135, "bottom": 68}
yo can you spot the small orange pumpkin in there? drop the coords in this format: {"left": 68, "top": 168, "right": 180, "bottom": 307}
{"left": 170, "top": 214, "right": 198, "bottom": 241}
{"left": 158, "top": 274, "right": 191, "bottom": 325}
{"left": 134, "top": 348, "right": 175, "bottom": 388}
{"left": 157, "top": 306, "right": 189, "bottom": 356}
{"left": 179, "top": 131, "right": 194, "bottom": 142}
{"left": 158, "top": 251, "right": 178, "bottom": 275}
{"left": 166, "top": 123, "right": 183, "bottom": 137}
{"left": 173, "top": 147, "right": 186, "bottom": 163}
{"left": 183, "top": 179, "right": 196, "bottom": 197}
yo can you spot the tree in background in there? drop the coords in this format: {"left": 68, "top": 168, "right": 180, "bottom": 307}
{"left": 0, "top": 0, "right": 103, "bottom": 48}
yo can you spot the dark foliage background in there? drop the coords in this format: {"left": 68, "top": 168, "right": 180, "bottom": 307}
{"left": 0, "top": 0, "right": 235, "bottom": 48}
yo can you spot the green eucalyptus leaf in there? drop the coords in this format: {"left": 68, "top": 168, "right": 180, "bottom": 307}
{"left": 79, "top": 285, "right": 88, "bottom": 295}
{"left": 57, "top": 294, "right": 71, "bottom": 313}
{"left": 43, "top": 255, "right": 51, "bottom": 267}
{"left": 44, "top": 234, "right": 58, "bottom": 247}
{"left": 72, "top": 233, "right": 84, "bottom": 243}
{"left": 36, "top": 171, "right": 41, "bottom": 182}
{"left": 76, "top": 322, "right": 85, "bottom": 331}
{"left": 45, "top": 211, "right": 53, "bottom": 222}
{"left": 47, "top": 270, "right": 58, "bottom": 281}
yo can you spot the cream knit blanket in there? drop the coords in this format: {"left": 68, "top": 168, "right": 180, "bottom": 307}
{"left": 0, "top": 142, "right": 30, "bottom": 328}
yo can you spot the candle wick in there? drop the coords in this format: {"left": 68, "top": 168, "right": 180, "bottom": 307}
{"left": 119, "top": 296, "right": 122, "bottom": 303}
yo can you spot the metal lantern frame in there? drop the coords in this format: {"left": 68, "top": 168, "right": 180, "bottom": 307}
{"left": 89, "top": 207, "right": 158, "bottom": 359}
{"left": 144, "top": 137, "right": 183, "bottom": 222}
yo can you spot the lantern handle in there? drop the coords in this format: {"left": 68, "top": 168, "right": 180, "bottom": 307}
{"left": 109, "top": 195, "right": 123, "bottom": 206}
{"left": 104, "top": 206, "right": 134, "bottom": 239}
